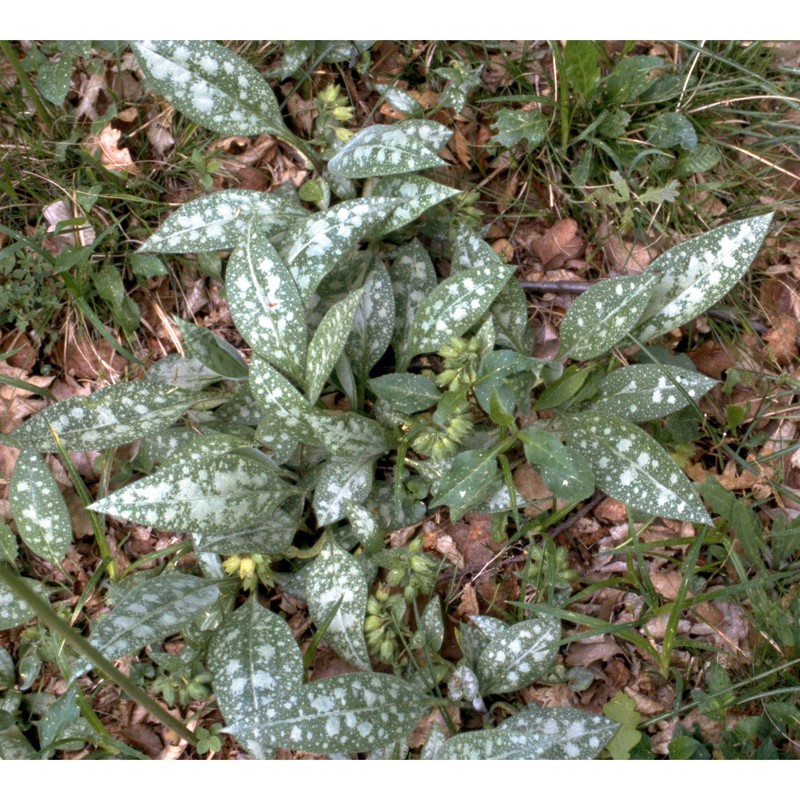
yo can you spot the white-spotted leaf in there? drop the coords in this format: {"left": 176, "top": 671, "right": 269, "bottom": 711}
{"left": 312, "top": 456, "right": 375, "bottom": 527}
{"left": 132, "top": 40, "right": 291, "bottom": 138}
{"left": 306, "top": 288, "right": 364, "bottom": 404}
{"left": 390, "top": 239, "right": 438, "bottom": 364}
{"left": 284, "top": 197, "right": 399, "bottom": 302}
{"left": 343, "top": 501, "right": 383, "bottom": 554}
{"left": 227, "top": 227, "right": 307, "bottom": 381}
{"left": 139, "top": 189, "right": 306, "bottom": 253}
{"left": 345, "top": 262, "right": 395, "bottom": 379}
{"left": 81, "top": 573, "right": 219, "bottom": 672}
{"left": 593, "top": 364, "right": 717, "bottom": 422}
{"left": 9, "top": 451, "right": 72, "bottom": 564}
{"left": 0, "top": 521, "right": 18, "bottom": 563}
{"left": 403, "top": 264, "right": 516, "bottom": 368}
{"left": 475, "top": 616, "right": 561, "bottom": 695}
{"left": 89, "top": 445, "right": 293, "bottom": 534}
{"left": 0, "top": 578, "right": 49, "bottom": 632}
{"left": 420, "top": 596, "right": 444, "bottom": 652}
{"left": 565, "top": 411, "right": 712, "bottom": 524}
{"left": 371, "top": 175, "right": 461, "bottom": 237}
{"left": 437, "top": 727, "right": 555, "bottom": 760}
{"left": 208, "top": 598, "right": 303, "bottom": 760}
{"left": 3, "top": 382, "right": 199, "bottom": 453}
{"left": 501, "top": 705, "right": 619, "bottom": 760}
{"left": 559, "top": 273, "right": 657, "bottom": 360}
{"left": 395, "top": 119, "right": 452, "bottom": 151}
{"left": 368, "top": 373, "right": 441, "bottom": 414}
{"left": 192, "top": 511, "right": 299, "bottom": 556}
{"left": 305, "top": 538, "right": 370, "bottom": 669}
{"left": 328, "top": 124, "right": 447, "bottom": 178}
{"left": 172, "top": 316, "right": 248, "bottom": 379}
{"left": 430, "top": 450, "right": 500, "bottom": 521}
{"left": 633, "top": 214, "right": 773, "bottom": 342}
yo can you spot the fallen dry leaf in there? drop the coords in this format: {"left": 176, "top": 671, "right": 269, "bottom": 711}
{"left": 530, "top": 219, "right": 584, "bottom": 270}
{"left": 91, "top": 125, "right": 139, "bottom": 175}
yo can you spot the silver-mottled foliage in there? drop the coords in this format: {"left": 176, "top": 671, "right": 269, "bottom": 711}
{"left": 345, "top": 262, "right": 395, "bottom": 379}
{"left": 313, "top": 456, "right": 375, "bottom": 527}
{"left": 565, "top": 411, "right": 712, "bottom": 524}
{"left": 172, "top": 316, "right": 249, "bottom": 379}
{"left": 227, "top": 227, "right": 307, "bottom": 382}
{"left": 132, "top": 41, "right": 290, "bottom": 138}
{"left": 437, "top": 727, "right": 554, "bottom": 760}
{"left": 192, "top": 511, "right": 299, "bottom": 556}
{"left": 139, "top": 189, "right": 306, "bottom": 253}
{"left": 559, "top": 273, "right": 657, "bottom": 360}
{"left": 371, "top": 175, "right": 461, "bottom": 237}
{"left": 368, "top": 373, "right": 440, "bottom": 415}
{"left": 305, "top": 538, "right": 370, "bottom": 669}
{"left": 431, "top": 449, "right": 500, "bottom": 521}
{"left": 633, "top": 213, "right": 774, "bottom": 342}
{"left": 501, "top": 705, "right": 619, "bottom": 759}
{"left": 475, "top": 616, "right": 561, "bottom": 695}
{"left": 9, "top": 451, "right": 72, "bottom": 564}
{"left": 0, "top": 578, "right": 49, "bottom": 632}
{"left": 592, "top": 364, "right": 717, "bottom": 422}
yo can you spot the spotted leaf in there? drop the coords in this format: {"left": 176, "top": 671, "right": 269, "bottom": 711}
{"left": 368, "top": 373, "right": 440, "bottom": 415}
{"left": 390, "top": 239, "right": 438, "bottom": 365}
{"left": 328, "top": 124, "right": 447, "bottom": 178}
{"left": 430, "top": 450, "right": 500, "bottom": 521}
{"left": 519, "top": 429, "right": 595, "bottom": 503}
{"left": 313, "top": 456, "right": 375, "bottom": 528}
{"left": 564, "top": 411, "right": 711, "bottom": 524}
{"left": 559, "top": 273, "right": 658, "bottom": 360}
{"left": 139, "top": 189, "right": 306, "bottom": 253}
{"left": 501, "top": 705, "right": 619, "bottom": 760}
{"left": 343, "top": 502, "right": 383, "bottom": 554}
{"left": 89, "top": 445, "right": 293, "bottom": 534}
{"left": 419, "top": 596, "right": 444, "bottom": 652}
{"left": 132, "top": 40, "right": 291, "bottom": 138}
{"left": 306, "top": 288, "right": 364, "bottom": 404}
{"left": 371, "top": 175, "right": 461, "bottom": 237}
{"left": 79, "top": 573, "right": 219, "bottom": 673}
{"left": 0, "top": 578, "right": 49, "bottom": 632}
{"left": 475, "top": 616, "right": 561, "bottom": 695}
{"left": 172, "top": 316, "right": 248, "bottom": 380}
{"left": 437, "top": 727, "right": 554, "bottom": 760}
{"left": 402, "top": 264, "right": 516, "bottom": 369}
{"left": 208, "top": 598, "right": 303, "bottom": 760}
{"left": 227, "top": 227, "right": 307, "bottom": 382}
{"left": 633, "top": 214, "right": 774, "bottom": 342}
{"left": 9, "top": 451, "right": 71, "bottom": 564}
{"left": 394, "top": 118, "right": 452, "bottom": 151}
{"left": 2, "top": 382, "right": 199, "bottom": 453}
{"left": 593, "top": 364, "right": 717, "bottom": 422}
{"left": 305, "top": 538, "right": 370, "bottom": 669}
{"left": 283, "top": 197, "right": 399, "bottom": 302}
{"left": 345, "top": 262, "right": 395, "bottom": 379}
{"left": 257, "top": 672, "right": 428, "bottom": 755}
{"left": 192, "top": 511, "right": 299, "bottom": 556}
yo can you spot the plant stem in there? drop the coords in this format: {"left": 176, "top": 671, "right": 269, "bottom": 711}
{"left": 0, "top": 562, "right": 199, "bottom": 750}
{"left": 0, "top": 40, "right": 54, "bottom": 131}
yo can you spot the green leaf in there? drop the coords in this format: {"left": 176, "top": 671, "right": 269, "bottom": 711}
{"left": 475, "top": 616, "right": 560, "bottom": 694}
{"left": 9, "top": 451, "right": 71, "bottom": 564}
{"left": 0, "top": 521, "right": 18, "bottom": 563}
{"left": 284, "top": 197, "right": 399, "bottom": 302}
{"left": 145, "top": 354, "right": 220, "bottom": 391}
{"left": 501, "top": 705, "right": 619, "bottom": 759}
{"left": 306, "top": 288, "right": 364, "bottom": 404}
{"left": 419, "top": 596, "right": 444, "bottom": 652}
{"left": 390, "top": 239, "right": 438, "bottom": 365}
{"left": 172, "top": 317, "right": 248, "bottom": 380}
{"left": 368, "top": 373, "right": 441, "bottom": 415}
{"left": 82, "top": 573, "right": 219, "bottom": 670}
{"left": 345, "top": 262, "right": 395, "bottom": 379}
{"left": 395, "top": 119, "right": 452, "bottom": 152}
{"left": 602, "top": 691, "right": 642, "bottom": 759}
{"left": 226, "top": 226, "right": 307, "bottom": 382}
{"left": 372, "top": 175, "right": 461, "bottom": 238}
{"left": 437, "top": 727, "right": 554, "bottom": 759}
{"left": 519, "top": 430, "right": 595, "bottom": 503}
{"left": 132, "top": 40, "right": 291, "bottom": 138}
{"left": 605, "top": 55, "right": 663, "bottom": 105}
{"left": 306, "top": 412, "right": 390, "bottom": 459}
{"left": 3, "top": 382, "right": 199, "bottom": 453}
{"left": 431, "top": 450, "right": 500, "bottom": 521}
{"left": 313, "top": 456, "right": 375, "bottom": 527}
{"left": 565, "top": 411, "right": 711, "bottom": 524}
{"left": 559, "top": 273, "right": 657, "bottom": 360}
{"left": 646, "top": 112, "right": 697, "bottom": 151}
{"left": 633, "top": 214, "right": 773, "bottom": 342}
{"left": 89, "top": 443, "right": 293, "bottom": 534}
{"left": 328, "top": 124, "right": 447, "bottom": 178}
{"left": 675, "top": 143, "right": 720, "bottom": 177}
{"left": 377, "top": 86, "right": 424, "bottom": 116}
{"left": 0, "top": 578, "right": 49, "bottom": 632}
{"left": 343, "top": 502, "right": 383, "bottom": 554}
{"left": 208, "top": 598, "right": 303, "bottom": 760}
{"left": 37, "top": 56, "right": 72, "bottom": 105}
{"left": 130, "top": 253, "right": 169, "bottom": 279}
{"left": 434, "top": 62, "right": 483, "bottom": 113}
{"left": 490, "top": 109, "right": 548, "bottom": 148}
{"left": 564, "top": 41, "right": 600, "bottom": 102}
{"left": 257, "top": 672, "right": 428, "bottom": 754}
{"left": 193, "top": 512, "right": 299, "bottom": 556}
{"left": 305, "top": 539, "right": 370, "bottom": 669}
{"left": 403, "top": 264, "right": 515, "bottom": 367}
{"left": 593, "top": 364, "right": 717, "bottom": 422}
{"left": 139, "top": 189, "right": 306, "bottom": 254}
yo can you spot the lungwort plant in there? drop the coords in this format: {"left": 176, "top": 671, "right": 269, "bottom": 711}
{"left": 0, "top": 41, "right": 775, "bottom": 760}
